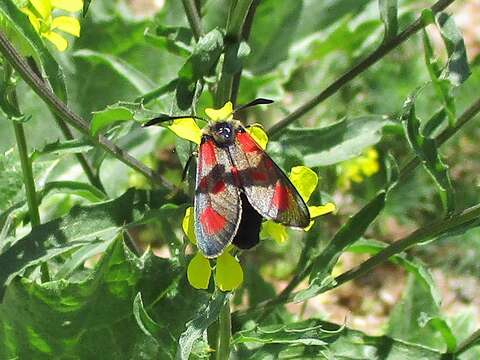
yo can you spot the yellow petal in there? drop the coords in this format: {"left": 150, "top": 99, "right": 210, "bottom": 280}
{"left": 205, "top": 102, "right": 233, "bottom": 121}
{"left": 182, "top": 207, "right": 196, "bottom": 245}
{"left": 289, "top": 166, "right": 318, "bottom": 203}
{"left": 246, "top": 124, "right": 268, "bottom": 150}
{"left": 215, "top": 251, "right": 243, "bottom": 291}
{"left": 52, "top": 16, "right": 80, "bottom": 37}
{"left": 187, "top": 252, "right": 212, "bottom": 289}
{"left": 51, "top": 0, "right": 83, "bottom": 12}
{"left": 260, "top": 220, "right": 288, "bottom": 244}
{"left": 309, "top": 203, "right": 336, "bottom": 218}
{"left": 367, "top": 148, "right": 379, "bottom": 160}
{"left": 42, "top": 31, "right": 68, "bottom": 51}
{"left": 21, "top": 8, "right": 41, "bottom": 32}
{"left": 304, "top": 203, "right": 336, "bottom": 231}
{"left": 29, "top": 0, "right": 52, "bottom": 20}
{"left": 168, "top": 118, "right": 202, "bottom": 144}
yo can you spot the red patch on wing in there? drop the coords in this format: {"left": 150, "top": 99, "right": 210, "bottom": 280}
{"left": 200, "top": 207, "right": 227, "bottom": 235}
{"left": 212, "top": 180, "right": 226, "bottom": 194}
{"left": 251, "top": 170, "right": 268, "bottom": 182}
{"left": 231, "top": 166, "right": 240, "bottom": 185}
{"left": 237, "top": 132, "right": 261, "bottom": 153}
{"left": 198, "top": 176, "right": 209, "bottom": 191}
{"left": 201, "top": 140, "right": 217, "bottom": 166}
{"left": 272, "top": 181, "right": 290, "bottom": 211}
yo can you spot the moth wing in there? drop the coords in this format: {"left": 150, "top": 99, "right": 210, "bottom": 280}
{"left": 228, "top": 128, "right": 310, "bottom": 228}
{"left": 194, "top": 137, "right": 242, "bottom": 258}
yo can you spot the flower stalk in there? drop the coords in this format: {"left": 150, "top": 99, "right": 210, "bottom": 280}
{"left": 215, "top": 300, "right": 231, "bottom": 360}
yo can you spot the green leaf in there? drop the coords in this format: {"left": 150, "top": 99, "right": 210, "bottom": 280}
{"left": 435, "top": 12, "right": 470, "bottom": 87}
{"left": 38, "top": 181, "right": 107, "bottom": 203}
{"left": 74, "top": 49, "right": 156, "bottom": 93}
{"left": 0, "top": 190, "right": 139, "bottom": 293}
{"left": 30, "top": 139, "right": 93, "bottom": 160}
{"left": 402, "top": 92, "right": 455, "bottom": 215}
{"left": 379, "top": 0, "right": 398, "bottom": 41}
{"left": 144, "top": 25, "right": 192, "bottom": 57}
{"left": 295, "top": 191, "right": 388, "bottom": 302}
{"left": 387, "top": 273, "right": 456, "bottom": 352}
{"left": 422, "top": 30, "right": 456, "bottom": 124}
{"left": 233, "top": 319, "right": 443, "bottom": 359}
{"left": 0, "top": 0, "right": 67, "bottom": 101}
{"left": 178, "top": 28, "right": 224, "bottom": 81}
{"left": 276, "top": 115, "right": 397, "bottom": 167}
{"left": 246, "top": 0, "right": 303, "bottom": 73}
{"left": 177, "top": 292, "right": 229, "bottom": 360}
{"left": 0, "top": 237, "right": 210, "bottom": 358}
{"left": 83, "top": 0, "right": 94, "bottom": 16}
{"left": 90, "top": 101, "right": 157, "bottom": 135}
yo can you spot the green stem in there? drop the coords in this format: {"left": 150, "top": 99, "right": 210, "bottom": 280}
{"left": 267, "top": 0, "right": 456, "bottom": 137}
{"left": 215, "top": 299, "right": 231, "bottom": 360}
{"left": 0, "top": 31, "right": 173, "bottom": 190}
{"left": 181, "top": 0, "right": 203, "bottom": 41}
{"left": 455, "top": 328, "right": 480, "bottom": 356}
{"left": 13, "top": 121, "right": 40, "bottom": 227}
{"left": 215, "top": 0, "right": 254, "bottom": 106}
{"left": 332, "top": 203, "right": 480, "bottom": 288}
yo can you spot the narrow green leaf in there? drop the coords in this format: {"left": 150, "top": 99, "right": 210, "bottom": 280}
{"left": 176, "top": 292, "right": 230, "bottom": 360}
{"left": 295, "top": 190, "right": 388, "bottom": 302}
{"left": 83, "top": 0, "right": 94, "bottom": 16}
{"left": 38, "top": 181, "right": 107, "bottom": 203}
{"left": 276, "top": 115, "right": 397, "bottom": 167}
{"left": 0, "top": 149, "right": 23, "bottom": 214}
{"left": 233, "top": 319, "right": 443, "bottom": 359}
{"left": 402, "top": 92, "right": 455, "bottom": 215}
{"left": 435, "top": 12, "right": 470, "bottom": 87}
{"left": 90, "top": 101, "right": 157, "bottom": 135}
{"left": 422, "top": 30, "right": 456, "bottom": 124}
{"left": 30, "top": 139, "right": 93, "bottom": 161}
{"left": 379, "top": 0, "right": 398, "bottom": 41}
{"left": 133, "top": 292, "right": 165, "bottom": 341}
{"left": 74, "top": 49, "right": 156, "bottom": 93}
{"left": 144, "top": 25, "right": 192, "bottom": 57}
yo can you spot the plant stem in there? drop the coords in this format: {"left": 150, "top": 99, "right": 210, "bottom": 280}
{"left": 234, "top": 94, "right": 480, "bottom": 322}
{"left": 181, "top": 0, "right": 203, "bottom": 41}
{"left": 13, "top": 121, "right": 40, "bottom": 227}
{"left": 332, "top": 203, "right": 480, "bottom": 288}
{"left": 215, "top": 0, "right": 254, "bottom": 106}
{"left": 267, "top": 0, "right": 456, "bottom": 137}
{"left": 215, "top": 299, "right": 231, "bottom": 360}
{"left": 0, "top": 31, "right": 173, "bottom": 190}
{"left": 455, "top": 328, "right": 480, "bottom": 356}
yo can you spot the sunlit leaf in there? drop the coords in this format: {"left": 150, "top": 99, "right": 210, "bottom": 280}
{"left": 205, "top": 101, "right": 233, "bottom": 121}
{"left": 168, "top": 118, "right": 202, "bottom": 145}
{"left": 246, "top": 124, "right": 269, "bottom": 150}
{"left": 182, "top": 207, "right": 196, "bottom": 244}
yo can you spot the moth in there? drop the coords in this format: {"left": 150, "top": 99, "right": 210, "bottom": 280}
{"left": 144, "top": 99, "right": 310, "bottom": 258}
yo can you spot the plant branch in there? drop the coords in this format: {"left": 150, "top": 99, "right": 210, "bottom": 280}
{"left": 455, "top": 328, "right": 480, "bottom": 356}
{"left": 215, "top": 299, "right": 231, "bottom": 360}
{"left": 234, "top": 94, "right": 480, "bottom": 322}
{"left": 267, "top": 0, "right": 456, "bottom": 137}
{"left": 13, "top": 121, "right": 40, "bottom": 227}
{"left": 181, "top": 0, "right": 203, "bottom": 41}
{"left": 216, "top": 0, "right": 254, "bottom": 106}
{"left": 0, "top": 31, "right": 173, "bottom": 190}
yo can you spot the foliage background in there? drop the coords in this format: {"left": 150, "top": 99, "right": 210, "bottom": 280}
{"left": 1, "top": 0, "right": 480, "bottom": 358}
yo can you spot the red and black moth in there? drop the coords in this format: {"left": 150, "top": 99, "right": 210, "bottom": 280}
{"left": 143, "top": 99, "right": 310, "bottom": 258}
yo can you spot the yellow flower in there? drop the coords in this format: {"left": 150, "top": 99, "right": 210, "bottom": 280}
{"left": 261, "top": 166, "right": 336, "bottom": 243}
{"left": 183, "top": 207, "right": 244, "bottom": 291}
{"left": 21, "top": 0, "right": 83, "bottom": 51}
{"left": 337, "top": 148, "right": 380, "bottom": 190}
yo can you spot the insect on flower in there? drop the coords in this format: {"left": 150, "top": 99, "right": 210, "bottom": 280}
{"left": 143, "top": 99, "right": 310, "bottom": 258}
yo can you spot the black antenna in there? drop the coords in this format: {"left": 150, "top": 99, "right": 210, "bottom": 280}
{"left": 142, "top": 114, "right": 206, "bottom": 127}
{"left": 234, "top": 98, "right": 274, "bottom": 113}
